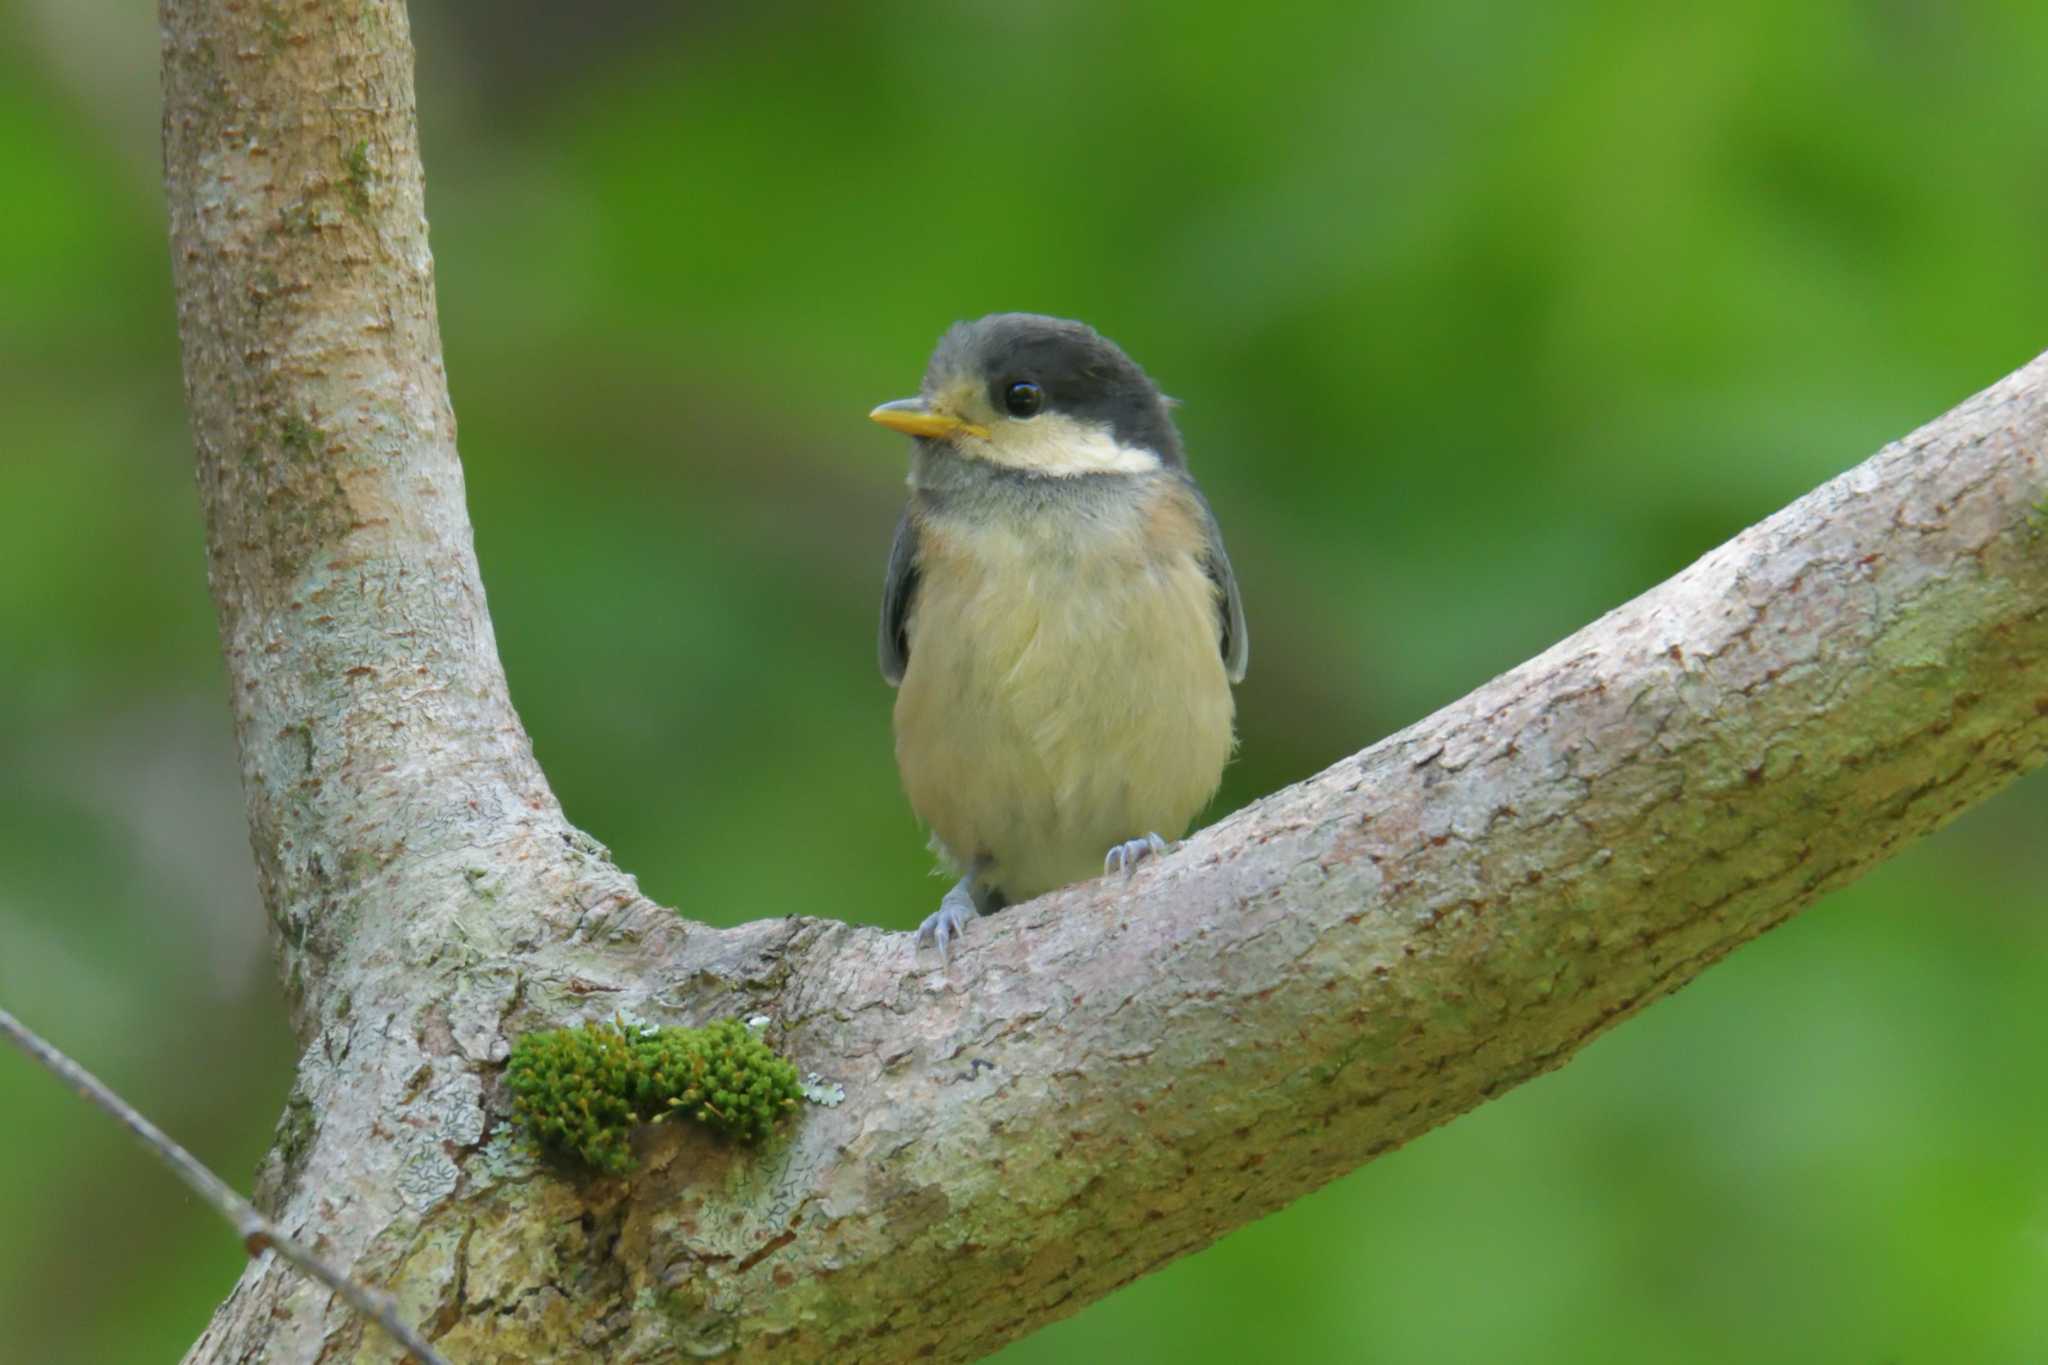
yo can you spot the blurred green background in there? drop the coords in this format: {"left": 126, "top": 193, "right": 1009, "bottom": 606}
{"left": 3, "top": 1, "right": 2046, "bottom": 1360}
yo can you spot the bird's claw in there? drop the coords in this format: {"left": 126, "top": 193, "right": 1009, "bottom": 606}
{"left": 1104, "top": 832, "right": 1170, "bottom": 879}
{"left": 916, "top": 880, "right": 982, "bottom": 964}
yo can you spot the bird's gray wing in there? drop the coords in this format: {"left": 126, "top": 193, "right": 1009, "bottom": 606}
{"left": 1194, "top": 489, "right": 1249, "bottom": 683}
{"left": 879, "top": 505, "right": 919, "bottom": 686}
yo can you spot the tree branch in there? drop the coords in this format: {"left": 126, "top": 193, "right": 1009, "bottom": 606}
{"left": 161, "top": 1, "right": 2048, "bottom": 1361}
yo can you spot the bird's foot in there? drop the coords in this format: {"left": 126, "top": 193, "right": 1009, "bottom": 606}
{"left": 916, "top": 876, "right": 982, "bottom": 964}
{"left": 1104, "top": 832, "right": 1170, "bottom": 879}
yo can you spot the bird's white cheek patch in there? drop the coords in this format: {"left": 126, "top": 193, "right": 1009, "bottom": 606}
{"left": 979, "top": 413, "right": 1162, "bottom": 477}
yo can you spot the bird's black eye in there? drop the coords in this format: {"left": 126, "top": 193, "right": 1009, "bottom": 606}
{"left": 1003, "top": 380, "right": 1043, "bottom": 418}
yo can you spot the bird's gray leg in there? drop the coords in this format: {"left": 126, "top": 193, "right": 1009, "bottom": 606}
{"left": 916, "top": 876, "right": 979, "bottom": 963}
{"left": 1103, "top": 832, "right": 1170, "bottom": 878}
{"left": 916, "top": 860, "right": 1003, "bottom": 963}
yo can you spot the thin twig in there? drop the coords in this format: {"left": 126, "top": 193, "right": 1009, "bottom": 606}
{"left": 0, "top": 1004, "right": 452, "bottom": 1365}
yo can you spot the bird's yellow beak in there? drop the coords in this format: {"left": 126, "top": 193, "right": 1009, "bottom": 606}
{"left": 869, "top": 397, "right": 989, "bottom": 441}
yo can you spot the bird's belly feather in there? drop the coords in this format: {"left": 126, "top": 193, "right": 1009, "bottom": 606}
{"left": 894, "top": 518, "right": 1234, "bottom": 901}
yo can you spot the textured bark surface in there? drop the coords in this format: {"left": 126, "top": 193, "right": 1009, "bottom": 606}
{"left": 162, "top": 3, "right": 2048, "bottom": 1362}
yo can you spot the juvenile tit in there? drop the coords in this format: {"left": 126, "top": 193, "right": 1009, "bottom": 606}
{"left": 870, "top": 313, "right": 1248, "bottom": 959}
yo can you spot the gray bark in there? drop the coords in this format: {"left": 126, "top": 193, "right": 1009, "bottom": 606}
{"left": 161, "top": 1, "right": 2048, "bottom": 1361}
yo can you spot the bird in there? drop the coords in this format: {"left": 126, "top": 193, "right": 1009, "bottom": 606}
{"left": 869, "top": 313, "right": 1248, "bottom": 960}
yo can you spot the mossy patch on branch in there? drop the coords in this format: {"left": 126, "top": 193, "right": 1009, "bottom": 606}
{"left": 506, "top": 1018, "right": 802, "bottom": 1174}
{"left": 341, "top": 139, "right": 372, "bottom": 219}
{"left": 279, "top": 411, "right": 322, "bottom": 462}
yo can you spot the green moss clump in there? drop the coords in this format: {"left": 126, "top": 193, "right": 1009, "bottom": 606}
{"left": 505, "top": 1018, "right": 643, "bottom": 1174}
{"left": 637, "top": 1018, "right": 805, "bottom": 1144}
{"left": 505, "top": 1018, "right": 802, "bottom": 1174}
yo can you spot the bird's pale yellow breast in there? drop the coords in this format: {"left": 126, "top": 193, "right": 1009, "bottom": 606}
{"left": 894, "top": 477, "right": 1235, "bottom": 899}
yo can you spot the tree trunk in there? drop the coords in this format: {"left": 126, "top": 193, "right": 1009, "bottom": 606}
{"left": 160, "top": 1, "right": 2048, "bottom": 1360}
